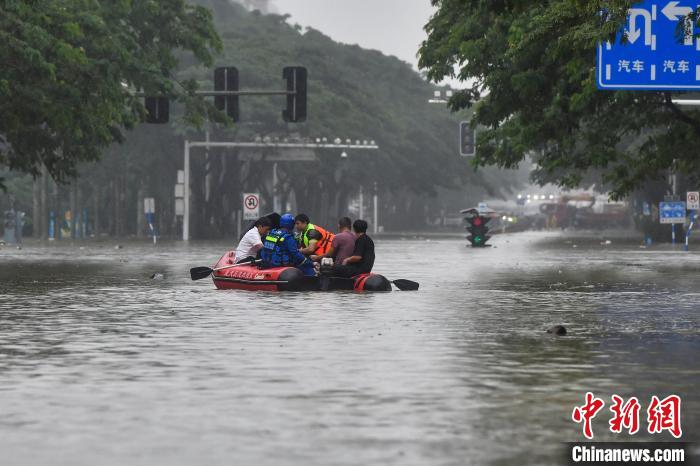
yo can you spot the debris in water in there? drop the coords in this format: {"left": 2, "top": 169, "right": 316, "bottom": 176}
{"left": 547, "top": 325, "right": 567, "bottom": 336}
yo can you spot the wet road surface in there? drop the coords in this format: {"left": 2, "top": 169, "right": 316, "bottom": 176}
{"left": 0, "top": 232, "right": 698, "bottom": 465}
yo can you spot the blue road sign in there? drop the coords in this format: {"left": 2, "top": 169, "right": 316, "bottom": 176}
{"left": 598, "top": 0, "right": 700, "bottom": 90}
{"left": 659, "top": 201, "right": 686, "bottom": 223}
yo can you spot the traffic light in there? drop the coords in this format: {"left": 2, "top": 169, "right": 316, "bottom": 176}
{"left": 466, "top": 214, "right": 491, "bottom": 247}
{"left": 282, "top": 66, "right": 307, "bottom": 122}
{"left": 144, "top": 97, "right": 169, "bottom": 124}
{"left": 460, "top": 121, "right": 476, "bottom": 156}
{"left": 214, "top": 66, "right": 239, "bottom": 121}
{"left": 3, "top": 210, "right": 15, "bottom": 231}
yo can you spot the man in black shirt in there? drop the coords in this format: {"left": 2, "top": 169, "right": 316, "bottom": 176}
{"left": 333, "top": 219, "right": 375, "bottom": 277}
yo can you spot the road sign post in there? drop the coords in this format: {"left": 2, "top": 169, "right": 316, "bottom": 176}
{"left": 660, "top": 201, "right": 686, "bottom": 245}
{"left": 243, "top": 193, "right": 260, "bottom": 221}
{"left": 598, "top": 0, "right": 700, "bottom": 90}
{"left": 685, "top": 191, "right": 699, "bottom": 250}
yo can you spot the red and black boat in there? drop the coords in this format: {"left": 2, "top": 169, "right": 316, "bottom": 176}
{"left": 211, "top": 251, "right": 393, "bottom": 292}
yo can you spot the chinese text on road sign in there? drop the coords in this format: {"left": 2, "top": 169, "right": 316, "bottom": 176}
{"left": 659, "top": 201, "right": 686, "bottom": 223}
{"left": 598, "top": 1, "right": 700, "bottom": 90}
{"left": 243, "top": 193, "right": 260, "bottom": 220}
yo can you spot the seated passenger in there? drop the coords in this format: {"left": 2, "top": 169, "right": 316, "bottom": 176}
{"left": 235, "top": 217, "right": 272, "bottom": 263}
{"left": 294, "top": 213, "right": 335, "bottom": 258}
{"left": 332, "top": 219, "right": 375, "bottom": 278}
{"left": 261, "top": 213, "right": 315, "bottom": 276}
{"left": 311, "top": 216, "right": 355, "bottom": 265}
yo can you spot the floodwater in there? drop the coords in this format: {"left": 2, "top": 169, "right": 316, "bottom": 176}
{"left": 0, "top": 232, "right": 698, "bottom": 466}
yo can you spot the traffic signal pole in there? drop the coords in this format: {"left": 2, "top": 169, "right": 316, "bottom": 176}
{"left": 181, "top": 139, "right": 380, "bottom": 241}
{"left": 143, "top": 66, "right": 308, "bottom": 123}
{"left": 183, "top": 140, "right": 190, "bottom": 241}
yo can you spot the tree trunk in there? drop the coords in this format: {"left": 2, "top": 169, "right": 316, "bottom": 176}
{"left": 93, "top": 184, "right": 100, "bottom": 238}
{"left": 70, "top": 183, "right": 77, "bottom": 239}
{"left": 40, "top": 166, "right": 48, "bottom": 240}
{"left": 32, "top": 175, "right": 41, "bottom": 239}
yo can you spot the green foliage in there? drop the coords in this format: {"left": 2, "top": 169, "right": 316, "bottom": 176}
{"left": 0, "top": 0, "right": 221, "bottom": 184}
{"left": 419, "top": 0, "right": 700, "bottom": 198}
{"left": 2, "top": 1, "right": 528, "bottom": 237}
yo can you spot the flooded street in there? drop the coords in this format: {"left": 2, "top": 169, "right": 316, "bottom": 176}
{"left": 1, "top": 232, "right": 698, "bottom": 466}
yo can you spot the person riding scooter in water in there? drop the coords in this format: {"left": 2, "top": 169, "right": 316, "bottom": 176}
{"left": 261, "top": 213, "right": 316, "bottom": 276}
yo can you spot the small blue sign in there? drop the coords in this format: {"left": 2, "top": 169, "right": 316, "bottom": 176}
{"left": 659, "top": 201, "right": 686, "bottom": 223}
{"left": 598, "top": 1, "right": 700, "bottom": 90}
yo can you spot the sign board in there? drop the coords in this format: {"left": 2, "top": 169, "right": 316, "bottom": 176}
{"left": 243, "top": 193, "right": 260, "bottom": 220}
{"left": 144, "top": 198, "right": 155, "bottom": 214}
{"left": 687, "top": 191, "right": 699, "bottom": 210}
{"left": 175, "top": 198, "right": 184, "bottom": 216}
{"left": 659, "top": 201, "right": 686, "bottom": 223}
{"left": 177, "top": 170, "right": 184, "bottom": 184}
{"left": 174, "top": 183, "right": 184, "bottom": 198}
{"left": 238, "top": 149, "right": 317, "bottom": 162}
{"left": 598, "top": 0, "right": 700, "bottom": 90}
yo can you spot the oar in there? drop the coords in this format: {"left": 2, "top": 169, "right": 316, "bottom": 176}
{"left": 390, "top": 279, "right": 419, "bottom": 291}
{"left": 190, "top": 259, "right": 261, "bottom": 281}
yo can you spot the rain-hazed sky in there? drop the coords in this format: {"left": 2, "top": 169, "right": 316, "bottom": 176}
{"left": 274, "top": 0, "right": 437, "bottom": 72}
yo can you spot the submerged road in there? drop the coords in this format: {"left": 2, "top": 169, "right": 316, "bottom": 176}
{"left": 0, "top": 232, "right": 698, "bottom": 465}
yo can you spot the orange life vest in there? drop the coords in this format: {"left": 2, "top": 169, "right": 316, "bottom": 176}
{"left": 301, "top": 223, "right": 335, "bottom": 256}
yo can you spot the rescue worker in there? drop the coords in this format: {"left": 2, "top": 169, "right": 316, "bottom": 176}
{"left": 261, "top": 213, "right": 316, "bottom": 276}
{"left": 294, "top": 213, "right": 335, "bottom": 257}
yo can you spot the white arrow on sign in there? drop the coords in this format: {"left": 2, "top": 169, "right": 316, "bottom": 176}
{"left": 627, "top": 8, "right": 654, "bottom": 45}
{"left": 662, "top": 1, "right": 694, "bottom": 45}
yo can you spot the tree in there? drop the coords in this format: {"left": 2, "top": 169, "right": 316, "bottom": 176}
{"left": 0, "top": 0, "right": 222, "bottom": 187}
{"left": 418, "top": 0, "right": 700, "bottom": 198}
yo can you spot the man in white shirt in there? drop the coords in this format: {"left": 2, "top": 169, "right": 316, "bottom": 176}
{"left": 235, "top": 217, "right": 272, "bottom": 263}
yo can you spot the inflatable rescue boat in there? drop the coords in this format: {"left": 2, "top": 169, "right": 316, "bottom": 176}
{"left": 211, "top": 251, "right": 392, "bottom": 292}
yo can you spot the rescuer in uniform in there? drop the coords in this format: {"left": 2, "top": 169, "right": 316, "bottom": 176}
{"left": 294, "top": 213, "right": 335, "bottom": 258}
{"left": 261, "top": 213, "right": 315, "bottom": 276}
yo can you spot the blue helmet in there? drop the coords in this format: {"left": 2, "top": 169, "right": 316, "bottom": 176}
{"left": 280, "top": 213, "right": 295, "bottom": 229}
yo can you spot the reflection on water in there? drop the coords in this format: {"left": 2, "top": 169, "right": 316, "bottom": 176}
{"left": 0, "top": 233, "right": 698, "bottom": 465}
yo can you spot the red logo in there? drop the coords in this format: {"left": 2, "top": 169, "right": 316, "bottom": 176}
{"left": 572, "top": 392, "right": 606, "bottom": 439}
{"left": 572, "top": 393, "right": 683, "bottom": 439}
{"left": 647, "top": 395, "right": 682, "bottom": 438}
{"left": 609, "top": 395, "right": 641, "bottom": 435}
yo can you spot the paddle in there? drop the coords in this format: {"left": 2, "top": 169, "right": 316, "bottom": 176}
{"left": 391, "top": 279, "right": 419, "bottom": 291}
{"left": 190, "top": 259, "right": 261, "bottom": 281}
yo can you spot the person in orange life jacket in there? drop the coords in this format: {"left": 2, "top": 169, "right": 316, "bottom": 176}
{"left": 293, "top": 213, "right": 335, "bottom": 257}
{"left": 332, "top": 219, "right": 375, "bottom": 278}
{"left": 261, "top": 213, "right": 316, "bottom": 276}
{"left": 310, "top": 216, "right": 355, "bottom": 265}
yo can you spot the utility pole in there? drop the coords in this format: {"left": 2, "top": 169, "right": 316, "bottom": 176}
{"left": 373, "top": 182, "right": 378, "bottom": 234}
{"left": 183, "top": 140, "right": 190, "bottom": 241}
{"left": 359, "top": 185, "right": 364, "bottom": 220}
{"left": 273, "top": 162, "right": 281, "bottom": 213}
